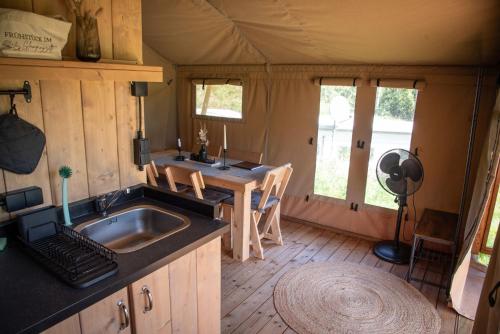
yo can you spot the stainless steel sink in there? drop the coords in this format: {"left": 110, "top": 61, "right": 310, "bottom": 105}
{"left": 74, "top": 205, "right": 190, "bottom": 253}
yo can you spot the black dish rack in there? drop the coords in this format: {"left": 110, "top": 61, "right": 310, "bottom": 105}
{"left": 20, "top": 223, "right": 118, "bottom": 288}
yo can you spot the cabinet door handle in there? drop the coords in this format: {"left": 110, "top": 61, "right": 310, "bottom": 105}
{"left": 117, "top": 300, "right": 130, "bottom": 330}
{"left": 142, "top": 285, "right": 154, "bottom": 313}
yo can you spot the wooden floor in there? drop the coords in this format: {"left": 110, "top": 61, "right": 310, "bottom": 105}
{"left": 221, "top": 220, "right": 474, "bottom": 334}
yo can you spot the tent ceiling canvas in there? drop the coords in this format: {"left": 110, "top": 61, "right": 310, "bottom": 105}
{"left": 143, "top": 0, "right": 500, "bottom": 66}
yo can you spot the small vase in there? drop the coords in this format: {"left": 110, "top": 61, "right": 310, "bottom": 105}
{"left": 76, "top": 14, "right": 101, "bottom": 62}
{"left": 199, "top": 144, "right": 208, "bottom": 161}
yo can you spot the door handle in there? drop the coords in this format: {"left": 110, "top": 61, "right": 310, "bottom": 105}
{"left": 142, "top": 285, "right": 154, "bottom": 313}
{"left": 117, "top": 300, "right": 130, "bottom": 330}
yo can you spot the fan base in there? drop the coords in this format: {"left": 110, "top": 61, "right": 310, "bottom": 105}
{"left": 373, "top": 240, "right": 412, "bottom": 264}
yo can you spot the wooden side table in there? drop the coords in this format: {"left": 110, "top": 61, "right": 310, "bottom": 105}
{"left": 407, "top": 208, "right": 458, "bottom": 291}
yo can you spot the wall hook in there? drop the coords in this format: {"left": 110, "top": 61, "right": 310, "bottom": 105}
{"left": 0, "top": 81, "right": 32, "bottom": 104}
{"left": 356, "top": 140, "right": 365, "bottom": 149}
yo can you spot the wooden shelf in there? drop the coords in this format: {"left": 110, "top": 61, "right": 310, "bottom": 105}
{"left": 0, "top": 57, "right": 163, "bottom": 82}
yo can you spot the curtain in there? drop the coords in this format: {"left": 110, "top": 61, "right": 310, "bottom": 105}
{"left": 450, "top": 87, "right": 500, "bottom": 318}
{"left": 473, "top": 220, "right": 500, "bottom": 333}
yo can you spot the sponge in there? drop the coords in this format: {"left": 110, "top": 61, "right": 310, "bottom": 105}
{"left": 0, "top": 237, "right": 7, "bottom": 251}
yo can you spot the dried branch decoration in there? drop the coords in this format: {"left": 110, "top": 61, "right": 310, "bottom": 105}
{"left": 197, "top": 122, "right": 209, "bottom": 146}
{"left": 65, "top": 0, "right": 103, "bottom": 18}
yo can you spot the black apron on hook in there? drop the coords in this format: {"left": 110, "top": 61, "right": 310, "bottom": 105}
{"left": 0, "top": 101, "right": 46, "bottom": 174}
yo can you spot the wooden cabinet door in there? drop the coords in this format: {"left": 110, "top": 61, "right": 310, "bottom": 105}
{"left": 79, "top": 288, "right": 131, "bottom": 334}
{"left": 42, "top": 314, "right": 81, "bottom": 334}
{"left": 169, "top": 237, "right": 222, "bottom": 334}
{"left": 196, "top": 237, "right": 221, "bottom": 334}
{"left": 169, "top": 249, "right": 198, "bottom": 334}
{"left": 130, "top": 264, "right": 171, "bottom": 334}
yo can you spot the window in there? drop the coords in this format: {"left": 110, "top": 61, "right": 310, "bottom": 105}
{"left": 194, "top": 83, "right": 243, "bottom": 120}
{"left": 364, "top": 87, "right": 418, "bottom": 209}
{"left": 314, "top": 86, "right": 357, "bottom": 200}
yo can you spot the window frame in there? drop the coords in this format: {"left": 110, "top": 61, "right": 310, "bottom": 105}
{"left": 312, "top": 84, "right": 358, "bottom": 202}
{"left": 362, "top": 86, "right": 419, "bottom": 211}
{"left": 191, "top": 79, "right": 247, "bottom": 123}
{"left": 310, "top": 80, "right": 423, "bottom": 213}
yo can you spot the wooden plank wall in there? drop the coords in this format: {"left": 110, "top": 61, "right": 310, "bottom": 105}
{"left": 0, "top": 0, "right": 146, "bottom": 221}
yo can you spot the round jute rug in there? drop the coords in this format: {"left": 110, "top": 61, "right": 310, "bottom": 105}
{"left": 273, "top": 262, "right": 441, "bottom": 334}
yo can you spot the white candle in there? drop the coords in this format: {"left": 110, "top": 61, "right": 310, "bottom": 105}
{"left": 223, "top": 124, "right": 227, "bottom": 150}
{"left": 177, "top": 138, "right": 181, "bottom": 148}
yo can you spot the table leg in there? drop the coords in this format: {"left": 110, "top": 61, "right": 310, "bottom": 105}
{"left": 233, "top": 189, "right": 251, "bottom": 261}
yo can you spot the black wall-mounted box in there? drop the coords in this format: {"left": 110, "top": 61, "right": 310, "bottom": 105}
{"left": 134, "top": 137, "right": 151, "bottom": 167}
{"left": 131, "top": 82, "right": 148, "bottom": 97}
{"left": 1, "top": 186, "right": 43, "bottom": 212}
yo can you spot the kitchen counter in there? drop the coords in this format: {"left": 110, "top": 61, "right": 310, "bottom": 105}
{"left": 0, "top": 185, "right": 229, "bottom": 334}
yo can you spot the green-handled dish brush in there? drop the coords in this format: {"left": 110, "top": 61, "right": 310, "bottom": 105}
{"left": 59, "top": 166, "right": 73, "bottom": 226}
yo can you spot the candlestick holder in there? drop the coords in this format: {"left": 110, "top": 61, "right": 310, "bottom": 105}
{"left": 218, "top": 149, "right": 230, "bottom": 170}
{"left": 175, "top": 147, "right": 185, "bottom": 161}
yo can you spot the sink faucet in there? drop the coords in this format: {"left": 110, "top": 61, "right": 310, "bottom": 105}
{"left": 95, "top": 188, "right": 131, "bottom": 217}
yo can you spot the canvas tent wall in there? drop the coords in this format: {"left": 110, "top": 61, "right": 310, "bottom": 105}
{"left": 142, "top": 0, "right": 500, "bottom": 323}
{"left": 176, "top": 64, "right": 498, "bottom": 241}
{"left": 142, "top": 0, "right": 500, "bottom": 66}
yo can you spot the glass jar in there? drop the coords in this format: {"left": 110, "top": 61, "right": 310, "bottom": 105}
{"left": 76, "top": 14, "right": 101, "bottom": 62}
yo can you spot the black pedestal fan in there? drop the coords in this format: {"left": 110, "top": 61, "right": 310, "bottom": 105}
{"left": 373, "top": 149, "right": 424, "bottom": 264}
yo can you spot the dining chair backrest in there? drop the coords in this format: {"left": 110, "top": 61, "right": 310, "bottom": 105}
{"left": 146, "top": 163, "right": 159, "bottom": 187}
{"left": 150, "top": 160, "right": 159, "bottom": 178}
{"left": 257, "top": 163, "right": 293, "bottom": 211}
{"left": 164, "top": 165, "right": 205, "bottom": 199}
{"left": 224, "top": 147, "right": 263, "bottom": 164}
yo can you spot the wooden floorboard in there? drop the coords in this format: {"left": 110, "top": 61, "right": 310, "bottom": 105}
{"left": 221, "top": 220, "right": 467, "bottom": 334}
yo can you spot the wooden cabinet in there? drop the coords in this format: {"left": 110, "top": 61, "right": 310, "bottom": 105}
{"left": 80, "top": 288, "right": 132, "bottom": 334}
{"left": 129, "top": 264, "right": 171, "bottom": 333}
{"left": 169, "top": 250, "right": 199, "bottom": 334}
{"left": 42, "top": 237, "right": 221, "bottom": 334}
{"left": 195, "top": 237, "right": 221, "bottom": 334}
{"left": 42, "top": 314, "right": 81, "bottom": 334}
{"left": 168, "top": 237, "right": 221, "bottom": 334}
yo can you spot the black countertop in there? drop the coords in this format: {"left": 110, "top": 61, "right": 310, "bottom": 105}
{"left": 0, "top": 185, "right": 229, "bottom": 334}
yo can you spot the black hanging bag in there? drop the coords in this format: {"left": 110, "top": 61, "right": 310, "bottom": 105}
{"left": 0, "top": 102, "right": 46, "bottom": 174}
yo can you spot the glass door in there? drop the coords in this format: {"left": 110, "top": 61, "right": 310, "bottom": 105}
{"left": 314, "top": 86, "right": 357, "bottom": 200}
{"left": 364, "top": 87, "right": 418, "bottom": 210}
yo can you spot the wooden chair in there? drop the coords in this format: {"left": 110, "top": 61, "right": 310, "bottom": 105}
{"left": 164, "top": 165, "right": 231, "bottom": 204}
{"left": 222, "top": 163, "right": 293, "bottom": 259}
{"left": 145, "top": 161, "right": 160, "bottom": 187}
{"left": 216, "top": 146, "right": 263, "bottom": 164}
{"left": 146, "top": 161, "right": 189, "bottom": 192}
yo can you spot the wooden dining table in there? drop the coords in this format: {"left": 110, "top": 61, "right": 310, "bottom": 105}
{"left": 151, "top": 150, "right": 274, "bottom": 262}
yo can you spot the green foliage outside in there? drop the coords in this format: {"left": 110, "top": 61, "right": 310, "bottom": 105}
{"left": 314, "top": 156, "right": 349, "bottom": 199}
{"left": 376, "top": 87, "right": 418, "bottom": 121}
{"left": 195, "top": 84, "right": 242, "bottom": 114}
{"left": 477, "top": 252, "right": 490, "bottom": 266}
{"left": 365, "top": 174, "right": 398, "bottom": 209}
